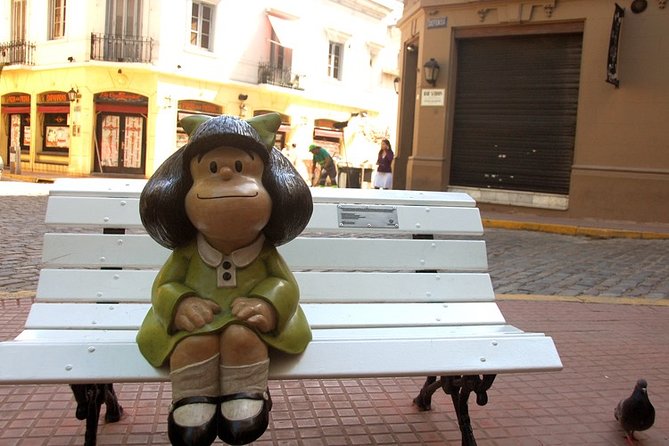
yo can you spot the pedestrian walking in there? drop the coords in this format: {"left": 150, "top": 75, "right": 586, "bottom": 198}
{"left": 373, "top": 138, "right": 393, "bottom": 189}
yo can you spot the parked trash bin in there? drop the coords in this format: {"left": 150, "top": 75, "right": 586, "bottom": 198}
{"left": 337, "top": 164, "right": 373, "bottom": 188}
{"left": 338, "top": 165, "right": 361, "bottom": 188}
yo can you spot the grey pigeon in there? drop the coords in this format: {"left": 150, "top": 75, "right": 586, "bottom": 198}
{"left": 614, "top": 379, "right": 655, "bottom": 444}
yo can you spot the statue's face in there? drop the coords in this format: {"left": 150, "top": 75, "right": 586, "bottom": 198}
{"left": 185, "top": 146, "right": 271, "bottom": 252}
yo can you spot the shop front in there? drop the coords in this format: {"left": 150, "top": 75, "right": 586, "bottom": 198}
{"left": 36, "top": 91, "right": 71, "bottom": 168}
{"left": 1, "top": 93, "right": 31, "bottom": 173}
{"left": 93, "top": 91, "right": 148, "bottom": 175}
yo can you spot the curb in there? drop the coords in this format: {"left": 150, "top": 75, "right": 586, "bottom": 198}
{"left": 1, "top": 172, "right": 55, "bottom": 184}
{"left": 482, "top": 218, "right": 669, "bottom": 240}
{"left": 497, "top": 293, "right": 669, "bottom": 306}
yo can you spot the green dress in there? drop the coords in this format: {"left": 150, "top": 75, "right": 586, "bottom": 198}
{"left": 136, "top": 235, "right": 311, "bottom": 367}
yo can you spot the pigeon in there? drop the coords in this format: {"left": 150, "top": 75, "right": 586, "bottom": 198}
{"left": 614, "top": 379, "right": 655, "bottom": 445}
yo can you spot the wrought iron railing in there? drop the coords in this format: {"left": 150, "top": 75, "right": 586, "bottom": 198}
{"left": 0, "top": 40, "right": 36, "bottom": 65}
{"left": 90, "top": 33, "right": 153, "bottom": 63}
{"left": 257, "top": 62, "right": 303, "bottom": 90}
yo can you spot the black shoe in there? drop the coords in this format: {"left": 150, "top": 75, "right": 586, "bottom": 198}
{"left": 167, "top": 396, "right": 219, "bottom": 446}
{"left": 218, "top": 390, "right": 272, "bottom": 445}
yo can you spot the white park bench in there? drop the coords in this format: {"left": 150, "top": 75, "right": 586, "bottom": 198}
{"left": 0, "top": 178, "right": 562, "bottom": 446}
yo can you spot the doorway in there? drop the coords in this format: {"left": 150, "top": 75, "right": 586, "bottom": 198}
{"left": 394, "top": 42, "right": 418, "bottom": 190}
{"left": 95, "top": 112, "right": 146, "bottom": 174}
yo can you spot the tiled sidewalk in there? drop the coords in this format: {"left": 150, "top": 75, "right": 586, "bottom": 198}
{"left": 1, "top": 297, "right": 667, "bottom": 445}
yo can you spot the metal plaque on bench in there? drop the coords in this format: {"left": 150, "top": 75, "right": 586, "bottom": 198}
{"left": 337, "top": 204, "right": 399, "bottom": 229}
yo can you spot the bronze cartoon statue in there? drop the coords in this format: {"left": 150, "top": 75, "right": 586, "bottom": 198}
{"left": 137, "top": 113, "right": 313, "bottom": 445}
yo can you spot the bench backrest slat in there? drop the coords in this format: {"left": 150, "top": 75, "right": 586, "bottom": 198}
{"left": 46, "top": 197, "right": 483, "bottom": 235}
{"left": 37, "top": 269, "right": 495, "bottom": 304}
{"left": 48, "top": 178, "right": 478, "bottom": 207}
{"left": 41, "top": 234, "right": 489, "bottom": 271}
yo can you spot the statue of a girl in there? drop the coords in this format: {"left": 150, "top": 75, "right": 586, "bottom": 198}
{"left": 137, "top": 113, "right": 313, "bottom": 446}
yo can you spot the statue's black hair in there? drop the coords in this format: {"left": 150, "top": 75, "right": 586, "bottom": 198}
{"left": 140, "top": 115, "right": 313, "bottom": 249}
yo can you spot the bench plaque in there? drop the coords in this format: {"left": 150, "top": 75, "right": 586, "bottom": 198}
{"left": 337, "top": 204, "right": 399, "bottom": 228}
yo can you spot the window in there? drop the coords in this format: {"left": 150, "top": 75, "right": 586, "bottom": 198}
{"left": 43, "top": 113, "right": 70, "bottom": 154}
{"left": 328, "top": 41, "right": 343, "bottom": 80}
{"left": 191, "top": 2, "right": 213, "bottom": 50}
{"left": 11, "top": 0, "right": 26, "bottom": 40}
{"left": 49, "top": 0, "right": 67, "bottom": 40}
{"left": 106, "top": 0, "right": 142, "bottom": 37}
{"left": 270, "top": 27, "right": 292, "bottom": 71}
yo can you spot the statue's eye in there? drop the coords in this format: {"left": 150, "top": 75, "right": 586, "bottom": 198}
{"left": 234, "top": 160, "right": 243, "bottom": 172}
{"left": 209, "top": 161, "right": 217, "bottom": 173}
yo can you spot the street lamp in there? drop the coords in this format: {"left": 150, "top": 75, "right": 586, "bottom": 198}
{"left": 423, "top": 58, "right": 440, "bottom": 87}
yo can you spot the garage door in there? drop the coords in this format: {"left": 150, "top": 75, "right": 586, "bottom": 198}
{"left": 450, "top": 32, "right": 583, "bottom": 195}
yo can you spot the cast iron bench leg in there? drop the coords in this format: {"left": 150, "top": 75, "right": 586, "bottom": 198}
{"left": 70, "top": 383, "right": 124, "bottom": 446}
{"left": 413, "top": 374, "right": 496, "bottom": 446}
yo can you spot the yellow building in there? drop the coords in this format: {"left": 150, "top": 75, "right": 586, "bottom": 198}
{"left": 396, "top": 0, "right": 668, "bottom": 223}
{"left": 1, "top": 0, "right": 401, "bottom": 182}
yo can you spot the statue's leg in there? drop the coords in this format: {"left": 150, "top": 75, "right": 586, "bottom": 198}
{"left": 218, "top": 325, "right": 272, "bottom": 445}
{"left": 168, "top": 335, "right": 220, "bottom": 446}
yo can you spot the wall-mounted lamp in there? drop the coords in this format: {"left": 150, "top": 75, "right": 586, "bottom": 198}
{"left": 67, "top": 87, "right": 81, "bottom": 103}
{"left": 630, "top": 0, "right": 648, "bottom": 13}
{"left": 423, "top": 58, "right": 440, "bottom": 87}
{"left": 393, "top": 77, "right": 401, "bottom": 94}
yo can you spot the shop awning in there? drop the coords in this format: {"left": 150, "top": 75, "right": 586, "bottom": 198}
{"left": 268, "top": 15, "right": 298, "bottom": 49}
{"left": 37, "top": 105, "right": 71, "bottom": 113}
{"left": 2, "top": 106, "right": 30, "bottom": 114}
{"left": 314, "top": 128, "right": 343, "bottom": 139}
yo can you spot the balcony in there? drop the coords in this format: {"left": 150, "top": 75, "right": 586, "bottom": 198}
{"left": 257, "top": 62, "right": 303, "bottom": 90}
{"left": 0, "top": 40, "right": 36, "bottom": 66}
{"left": 90, "top": 33, "right": 153, "bottom": 63}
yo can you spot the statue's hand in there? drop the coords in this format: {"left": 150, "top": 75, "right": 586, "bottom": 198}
{"left": 231, "top": 297, "right": 277, "bottom": 333}
{"left": 173, "top": 296, "right": 221, "bottom": 332}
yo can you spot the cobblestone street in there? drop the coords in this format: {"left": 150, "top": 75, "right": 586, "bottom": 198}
{"left": 2, "top": 186, "right": 668, "bottom": 301}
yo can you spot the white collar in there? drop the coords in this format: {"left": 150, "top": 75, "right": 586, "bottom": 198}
{"left": 197, "top": 233, "right": 265, "bottom": 268}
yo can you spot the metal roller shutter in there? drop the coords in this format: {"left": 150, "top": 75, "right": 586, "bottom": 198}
{"left": 450, "top": 33, "right": 583, "bottom": 195}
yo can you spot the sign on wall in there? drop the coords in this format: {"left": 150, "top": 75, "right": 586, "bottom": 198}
{"left": 606, "top": 4, "right": 625, "bottom": 88}
{"left": 421, "top": 89, "right": 445, "bottom": 106}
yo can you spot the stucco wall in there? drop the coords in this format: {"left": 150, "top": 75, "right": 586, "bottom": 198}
{"left": 398, "top": 0, "right": 668, "bottom": 223}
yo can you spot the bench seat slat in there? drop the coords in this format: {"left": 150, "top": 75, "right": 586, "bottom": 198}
{"left": 0, "top": 331, "right": 562, "bottom": 384}
{"left": 24, "top": 302, "right": 507, "bottom": 330}
{"left": 37, "top": 269, "right": 495, "bottom": 303}
{"left": 42, "top": 235, "right": 489, "bottom": 271}
{"left": 15, "top": 325, "right": 528, "bottom": 343}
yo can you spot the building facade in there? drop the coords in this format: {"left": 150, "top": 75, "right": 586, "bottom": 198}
{"left": 1, "top": 0, "right": 401, "bottom": 181}
{"left": 396, "top": 0, "right": 668, "bottom": 223}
